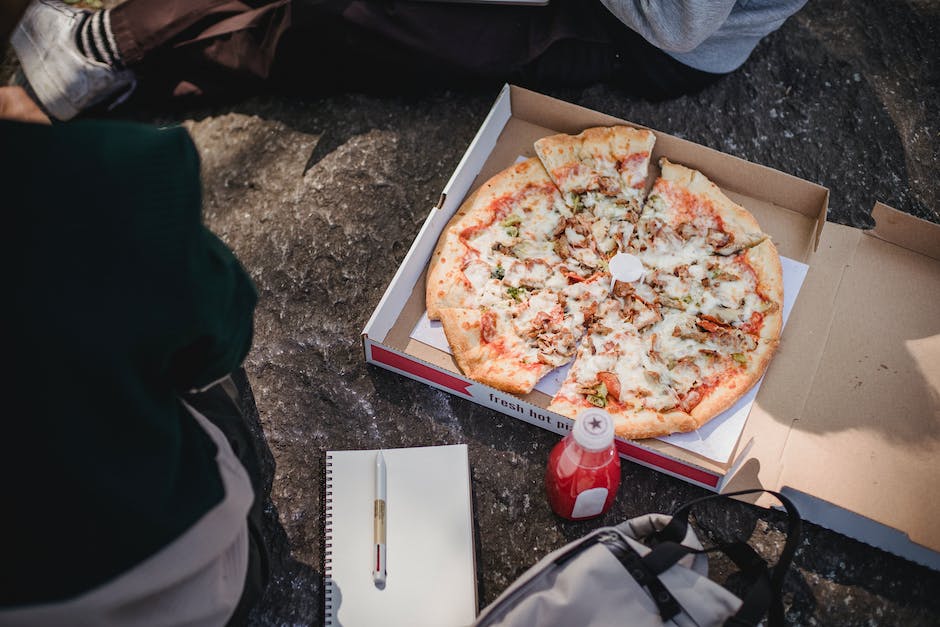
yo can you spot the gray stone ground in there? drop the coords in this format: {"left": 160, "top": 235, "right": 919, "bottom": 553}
{"left": 7, "top": 0, "right": 940, "bottom": 624}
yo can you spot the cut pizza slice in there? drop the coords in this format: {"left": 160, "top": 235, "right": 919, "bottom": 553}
{"left": 438, "top": 274, "right": 610, "bottom": 395}
{"left": 649, "top": 307, "right": 778, "bottom": 424}
{"left": 549, "top": 233, "right": 781, "bottom": 440}
{"left": 548, "top": 301, "right": 778, "bottom": 439}
{"left": 547, "top": 295, "right": 699, "bottom": 439}
{"left": 438, "top": 307, "right": 553, "bottom": 396}
{"left": 642, "top": 239, "right": 783, "bottom": 342}
{"left": 427, "top": 158, "right": 570, "bottom": 319}
{"left": 534, "top": 126, "right": 655, "bottom": 238}
{"left": 634, "top": 158, "right": 768, "bottom": 269}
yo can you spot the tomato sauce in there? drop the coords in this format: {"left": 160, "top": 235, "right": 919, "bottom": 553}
{"left": 741, "top": 310, "right": 765, "bottom": 335}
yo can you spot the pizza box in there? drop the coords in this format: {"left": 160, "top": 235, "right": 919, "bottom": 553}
{"left": 362, "top": 85, "right": 940, "bottom": 569}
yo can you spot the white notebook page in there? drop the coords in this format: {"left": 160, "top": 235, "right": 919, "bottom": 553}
{"left": 325, "top": 445, "right": 477, "bottom": 627}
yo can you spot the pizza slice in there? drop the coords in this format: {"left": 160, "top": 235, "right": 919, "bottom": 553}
{"left": 548, "top": 299, "right": 778, "bottom": 439}
{"left": 438, "top": 307, "right": 550, "bottom": 396}
{"left": 634, "top": 158, "right": 768, "bottom": 269}
{"left": 547, "top": 293, "right": 699, "bottom": 439}
{"left": 643, "top": 239, "right": 783, "bottom": 342}
{"left": 426, "top": 158, "right": 569, "bottom": 319}
{"left": 649, "top": 307, "right": 778, "bottom": 424}
{"left": 535, "top": 126, "right": 655, "bottom": 244}
{"left": 438, "top": 274, "right": 610, "bottom": 395}
{"left": 548, "top": 241, "right": 782, "bottom": 438}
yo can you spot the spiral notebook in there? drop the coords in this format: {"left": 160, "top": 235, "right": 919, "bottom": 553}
{"left": 325, "top": 444, "right": 477, "bottom": 626}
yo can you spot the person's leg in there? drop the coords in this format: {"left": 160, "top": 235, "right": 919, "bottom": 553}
{"left": 108, "top": 0, "right": 258, "bottom": 65}
{"left": 281, "top": 0, "right": 719, "bottom": 98}
{"left": 182, "top": 371, "right": 275, "bottom": 624}
{"left": 273, "top": 0, "right": 625, "bottom": 95}
{"left": 110, "top": 0, "right": 292, "bottom": 100}
{"left": 11, "top": 0, "right": 292, "bottom": 118}
{"left": 611, "top": 27, "right": 726, "bottom": 100}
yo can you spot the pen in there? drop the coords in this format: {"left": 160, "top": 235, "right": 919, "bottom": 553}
{"left": 373, "top": 451, "right": 387, "bottom": 587}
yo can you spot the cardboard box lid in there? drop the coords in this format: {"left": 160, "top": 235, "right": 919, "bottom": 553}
{"left": 731, "top": 203, "right": 940, "bottom": 554}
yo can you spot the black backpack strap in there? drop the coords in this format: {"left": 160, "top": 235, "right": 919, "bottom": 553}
{"left": 652, "top": 489, "right": 802, "bottom": 627}
{"left": 598, "top": 532, "right": 682, "bottom": 621}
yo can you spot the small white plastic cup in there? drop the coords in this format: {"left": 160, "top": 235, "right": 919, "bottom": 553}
{"left": 608, "top": 252, "right": 645, "bottom": 292}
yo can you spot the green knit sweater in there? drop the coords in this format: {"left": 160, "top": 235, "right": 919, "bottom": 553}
{"left": 1, "top": 119, "right": 258, "bottom": 606}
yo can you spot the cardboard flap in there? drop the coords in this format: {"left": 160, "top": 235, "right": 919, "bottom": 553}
{"left": 868, "top": 202, "right": 940, "bottom": 260}
{"left": 776, "top": 217, "right": 940, "bottom": 552}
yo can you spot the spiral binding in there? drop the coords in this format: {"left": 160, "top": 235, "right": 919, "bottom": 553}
{"left": 324, "top": 455, "right": 335, "bottom": 626}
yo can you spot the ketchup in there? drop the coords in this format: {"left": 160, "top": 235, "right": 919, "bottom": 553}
{"left": 545, "top": 409, "right": 621, "bottom": 520}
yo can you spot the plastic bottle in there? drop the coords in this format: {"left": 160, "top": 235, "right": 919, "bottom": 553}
{"left": 545, "top": 409, "right": 621, "bottom": 520}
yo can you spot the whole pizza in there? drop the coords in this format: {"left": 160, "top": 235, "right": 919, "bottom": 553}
{"left": 426, "top": 126, "right": 783, "bottom": 440}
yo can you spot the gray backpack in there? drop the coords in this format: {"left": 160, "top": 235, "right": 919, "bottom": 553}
{"left": 474, "top": 490, "right": 800, "bottom": 627}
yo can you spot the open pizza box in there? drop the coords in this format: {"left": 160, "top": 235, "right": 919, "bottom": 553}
{"left": 362, "top": 85, "right": 940, "bottom": 569}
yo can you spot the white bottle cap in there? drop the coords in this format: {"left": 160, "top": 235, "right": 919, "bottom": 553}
{"left": 573, "top": 409, "right": 615, "bottom": 451}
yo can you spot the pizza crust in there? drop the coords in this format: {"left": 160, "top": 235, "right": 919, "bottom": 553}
{"left": 743, "top": 239, "right": 784, "bottom": 342}
{"left": 426, "top": 158, "right": 554, "bottom": 319}
{"left": 425, "top": 188, "right": 482, "bottom": 320}
{"left": 536, "top": 126, "right": 655, "bottom": 199}
{"left": 438, "top": 307, "right": 550, "bottom": 395}
{"left": 658, "top": 158, "right": 766, "bottom": 251}
{"left": 548, "top": 395, "right": 698, "bottom": 440}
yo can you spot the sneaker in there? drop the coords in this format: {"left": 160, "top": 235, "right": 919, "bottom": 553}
{"left": 11, "top": 0, "right": 135, "bottom": 120}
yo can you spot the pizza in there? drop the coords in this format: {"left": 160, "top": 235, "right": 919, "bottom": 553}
{"left": 426, "top": 126, "right": 783, "bottom": 440}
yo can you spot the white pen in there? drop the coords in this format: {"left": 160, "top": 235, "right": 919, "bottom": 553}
{"left": 373, "top": 451, "right": 387, "bottom": 587}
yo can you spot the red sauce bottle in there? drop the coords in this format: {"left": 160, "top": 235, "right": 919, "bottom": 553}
{"left": 545, "top": 409, "right": 621, "bottom": 520}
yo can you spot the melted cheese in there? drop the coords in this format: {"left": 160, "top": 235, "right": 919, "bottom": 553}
{"left": 445, "top": 144, "right": 775, "bottom": 420}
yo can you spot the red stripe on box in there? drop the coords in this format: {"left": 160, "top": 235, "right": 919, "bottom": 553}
{"left": 615, "top": 439, "right": 720, "bottom": 488}
{"left": 370, "top": 345, "right": 472, "bottom": 397}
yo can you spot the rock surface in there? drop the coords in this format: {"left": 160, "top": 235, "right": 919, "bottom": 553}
{"left": 9, "top": 0, "right": 938, "bottom": 624}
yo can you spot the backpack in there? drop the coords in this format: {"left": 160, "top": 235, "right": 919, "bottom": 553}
{"left": 473, "top": 490, "right": 801, "bottom": 627}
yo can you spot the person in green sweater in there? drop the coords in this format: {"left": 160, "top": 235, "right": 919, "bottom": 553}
{"left": 0, "top": 3, "right": 272, "bottom": 625}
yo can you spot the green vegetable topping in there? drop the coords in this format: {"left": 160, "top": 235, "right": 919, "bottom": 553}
{"left": 500, "top": 215, "right": 522, "bottom": 227}
{"left": 504, "top": 225, "right": 520, "bottom": 238}
{"left": 587, "top": 395, "right": 607, "bottom": 408}
{"left": 571, "top": 195, "right": 583, "bottom": 212}
{"left": 506, "top": 286, "right": 526, "bottom": 301}
{"left": 732, "top": 353, "right": 748, "bottom": 365}
{"left": 585, "top": 382, "right": 608, "bottom": 407}
{"left": 682, "top": 295, "right": 693, "bottom": 304}
{"left": 491, "top": 265, "right": 505, "bottom": 280}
